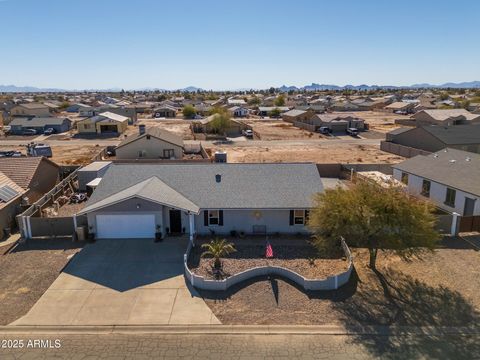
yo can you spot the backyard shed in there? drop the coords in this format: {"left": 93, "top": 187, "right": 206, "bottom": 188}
{"left": 77, "top": 161, "right": 112, "bottom": 191}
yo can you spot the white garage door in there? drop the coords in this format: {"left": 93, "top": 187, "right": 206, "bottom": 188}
{"left": 96, "top": 214, "right": 156, "bottom": 239}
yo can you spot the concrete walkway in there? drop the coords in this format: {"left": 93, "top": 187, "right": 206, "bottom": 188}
{"left": 12, "top": 238, "right": 219, "bottom": 326}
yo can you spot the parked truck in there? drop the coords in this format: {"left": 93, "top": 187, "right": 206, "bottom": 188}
{"left": 26, "top": 143, "right": 52, "bottom": 158}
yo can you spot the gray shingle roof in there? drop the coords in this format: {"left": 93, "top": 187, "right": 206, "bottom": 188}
{"left": 393, "top": 148, "right": 480, "bottom": 196}
{"left": 81, "top": 163, "right": 323, "bottom": 212}
{"left": 81, "top": 176, "right": 200, "bottom": 214}
{"left": 421, "top": 125, "right": 480, "bottom": 145}
{"left": 9, "top": 117, "right": 70, "bottom": 127}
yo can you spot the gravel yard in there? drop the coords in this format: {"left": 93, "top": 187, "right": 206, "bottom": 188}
{"left": 200, "top": 237, "right": 480, "bottom": 326}
{"left": 188, "top": 237, "right": 348, "bottom": 280}
{"left": 0, "top": 238, "right": 83, "bottom": 325}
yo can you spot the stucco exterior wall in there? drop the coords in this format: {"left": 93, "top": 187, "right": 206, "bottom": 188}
{"left": 195, "top": 209, "right": 309, "bottom": 235}
{"left": 115, "top": 137, "right": 183, "bottom": 159}
{"left": 393, "top": 169, "right": 480, "bottom": 216}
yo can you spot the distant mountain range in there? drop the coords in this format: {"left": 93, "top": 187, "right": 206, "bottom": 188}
{"left": 0, "top": 85, "right": 204, "bottom": 93}
{"left": 1, "top": 82, "right": 479, "bottom": 93}
{"left": 278, "top": 81, "right": 480, "bottom": 92}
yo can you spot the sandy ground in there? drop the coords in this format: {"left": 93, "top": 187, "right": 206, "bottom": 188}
{"left": 0, "top": 239, "right": 83, "bottom": 325}
{"left": 201, "top": 237, "right": 480, "bottom": 326}
{"left": 346, "top": 111, "right": 412, "bottom": 133}
{"left": 241, "top": 119, "right": 320, "bottom": 140}
{"left": 209, "top": 143, "right": 404, "bottom": 164}
{"left": 124, "top": 119, "right": 194, "bottom": 139}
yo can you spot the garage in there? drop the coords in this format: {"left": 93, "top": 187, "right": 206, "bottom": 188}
{"left": 96, "top": 214, "right": 156, "bottom": 239}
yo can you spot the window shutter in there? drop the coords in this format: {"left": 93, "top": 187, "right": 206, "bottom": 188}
{"left": 289, "top": 210, "right": 294, "bottom": 226}
{"left": 204, "top": 210, "right": 208, "bottom": 226}
{"left": 305, "top": 210, "right": 310, "bottom": 224}
{"left": 219, "top": 210, "right": 224, "bottom": 226}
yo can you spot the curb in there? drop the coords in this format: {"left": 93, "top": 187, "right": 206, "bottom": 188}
{"left": 1, "top": 325, "right": 479, "bottom": 336}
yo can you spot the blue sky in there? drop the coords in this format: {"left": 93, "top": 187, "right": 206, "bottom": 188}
{"left": 0, "top": 0, "right": 479, "bottom": 90}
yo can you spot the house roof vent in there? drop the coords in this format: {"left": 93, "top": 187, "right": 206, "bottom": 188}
{"left": 433, "top": 153, "right": 438, "bottom": 158}
{"left": 215, "top": 174, "right": 221, "bottom": 183}
{"left": 449, "top": 159, "right": 456, "bottom": 163}
{"left": 466, "top": 157, "right": 471, "bottom": 162}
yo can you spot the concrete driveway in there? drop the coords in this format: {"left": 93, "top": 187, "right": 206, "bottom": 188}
{"left": 12, "top": 238, "right": 219, "bottom": 326}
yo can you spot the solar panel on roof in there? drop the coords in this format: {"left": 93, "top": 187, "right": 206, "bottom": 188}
{"left": 0, "top": 185, "right": 19, "bottom": 203}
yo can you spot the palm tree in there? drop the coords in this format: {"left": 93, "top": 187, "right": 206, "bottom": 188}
{"left": 201, "top": 238, "right": 236, "bottom": 270}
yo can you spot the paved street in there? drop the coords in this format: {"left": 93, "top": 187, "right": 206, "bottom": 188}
{"left": 13, "top": 238, "right": 218, "bottom": 326}
{"left": 0, "top": 137, "right": 381, "bottom": 147}
{"left": 0, "top": 333, "right": 478, "bottom": 359}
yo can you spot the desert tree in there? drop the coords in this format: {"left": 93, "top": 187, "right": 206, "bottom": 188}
{"left": 182, "top": 104, "right": 196, "bottom": 119}
{"left": 308, "top": 180, "right": 440, "bottom": 270}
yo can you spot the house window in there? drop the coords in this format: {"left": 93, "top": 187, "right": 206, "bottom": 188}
{"left": 421, "top": 180, "right": 431, "bottom": 197}
{"left": 83, "top": 123, "right": 93, "bottom": 129}
{"left": 445, "top": 188, "right": 456, "bottom": 207}
{"left": 163, "top": 149, "right": 175, "bottom": 158}
{"left": 401, "top": 172, "right": 409, "bottom": 185}
{"left": 138, "top": 150, "right": 146, "bottom": 158}
{"left": 208, "top": 210, "right": 219, "bottom": 225}
{"left": 294, "top": 210, "right": 305, "bottom": 225}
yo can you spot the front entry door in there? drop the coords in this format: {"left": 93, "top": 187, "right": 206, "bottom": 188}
{"left": 169, "top": 210, "right": 182, "bottom": 233}
{"left": 464, "top": 197, "right": 476, "bottom": 216}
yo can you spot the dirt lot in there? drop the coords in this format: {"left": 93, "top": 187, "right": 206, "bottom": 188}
{"left": 0, "top": 239, "right": 83, "bottom": 325}
{"left": 200, "top": 237, "right": 480, "bottom": 326}
{"left": 0, "top": 144, "right": 103, "bottom": 166}
{"left": 189, "top": 237, "right": 348, "bottom": 280}
{"left": 347, "top": 111, "right": 412, "bottom": 133}
{"left": 124, "top": 119, "right": 194, "bottom": 139}
{"left": 241, "top": 120, "right": 319, "bottom": 140}
{"left": 210, "top": 143, "right": 404, "bottom": 164}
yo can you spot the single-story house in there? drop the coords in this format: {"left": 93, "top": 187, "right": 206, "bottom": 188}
{"left": 385, "top": 125, "right": 480, "bottom": 154}
{"left": 9, "top": 117, "right": 72, "bottom": 135}
{"left": 115, "top": 126, "right": 184, "bottom": 160}
{"left": 10, "top": 103, "right": 50, "bottom": 117}
{"left": 282, "top": 109, "right": 315, "bottom": 123}
{"left": 192, "top": 115, "right": 247, "bottom": 136}
{"left": 78, "top": 105, "right": 96, "bottom": 117}
{"left": 153, "top": 105, "right": 177, "bottom": 118}
{"left": 310, "top": 114, "right": 365, "bottom": 132}
{"left": 0, "top": 171, "right": 27, "bottom": 239}
{"left": 332, "top": 101, "right": 360, "bottom": 112}
{"left": 258, "top": 107, "right": 290, "bottom": 117}
{"left": 77, "top": 112, "right": 129, "bottom": 135}
{"left": 78, "top": 163, "right": 323, "bottom": 239}
{"left": 385, "top": 101, "right": 416, "bottom": 114}
{"left": 392, "top": 148, "right": 480, "bottom": 216}
{"left": 0, "top": 157, "right": 60, "bottom": 205}
{"left": 412, "top": 109, "right": 480, "bottom": 126}
{"left": 66, "top": 103, "right": 90, "bottom": 113}
{"left": 228, "top": 106, "right": 249, "bottom": 118}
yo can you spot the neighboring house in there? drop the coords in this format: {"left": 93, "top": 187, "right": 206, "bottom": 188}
{"left": 412, "top": 109, "right": 480, "bottom": 126}
{"left": 227, "top": 98, "right": 247, "bottom": 106}
{"left": 228, "top": 106, "right": 249, "bottom": 118}
{"left": 332, "top": 101, "right": 360, "bottom": 112}
{"left": 9, "top": 117, "right": 72, "bottom": 135}
{"left": 385, "top": 101, "right": 416, "bottom": 114}
{"left": 385, "top": 125, "right": 480, "bottom": 154}
{"left": 392, "top": 149, "right": 480, "bottom": 217}
{"left": 78, "top": 105, "right": 96, "bottom": 117}
{"left": 282, "top": 109, "right": 315, "bottom": 123}
{"left": 0, "top": 171, "right": 27, "bottom": 239}
{"left": 66, "top": 103, "right": 90, "bottom": 113}
{"left": 309, "top": 114, "right": 365, "bottom": 132}
{"left": 77, "top": 112, "right": 129, "bottom": 135}
{"left": 192, "top": 115, "right": 247, "bottom": 136}
{"left": 116, "top": 126, "right": 184, "bottom": 160}
{"left": 258, "top": 106, "right": 290, "bottom": 116}
{"left": 153, "top": 105, "right": 177, "bottom": 118}
{"left": 0, "top": 157, "right": 60, "bottom": 205}
{"left": 10, "top": 103, "right": 50, "bottom": 117}
{"left": 43, "top": 102, "right": 60, "bottom": 112}
{"left": 78, "top": 163, "right": 323, "bottom": 239}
